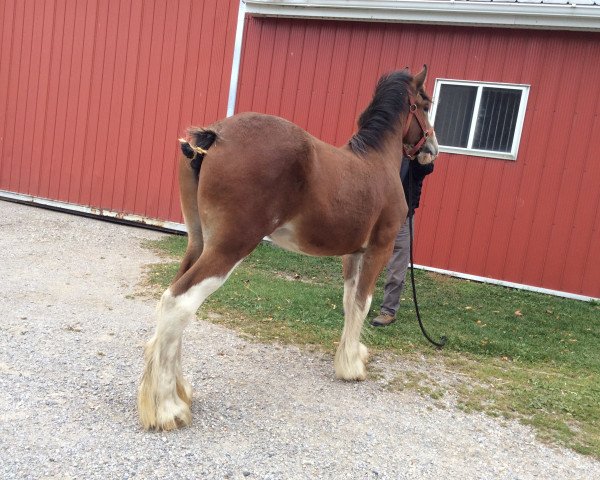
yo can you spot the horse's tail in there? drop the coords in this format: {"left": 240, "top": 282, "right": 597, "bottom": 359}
{"left": 178, "top": 127, "right": 218, "bottom": 175}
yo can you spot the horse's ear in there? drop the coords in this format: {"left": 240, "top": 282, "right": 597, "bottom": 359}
{"left": 413, "top": 64, "right": 428, "bottom": 89}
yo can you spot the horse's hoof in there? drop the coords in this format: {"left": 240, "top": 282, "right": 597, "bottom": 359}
{"left": 156, "top": 400, "right": 192, "bottom": 431}
{"left": 138, "top": 374, "right": 193, "bottom": 430}
{"left": 335, "top": 365, "right": 367, "bottom": 381}
{"left": 334, "top": 353, "right": 367, "bottom": 381}
{"left": 139, "top": 396, "right": 192, "bottom": 431}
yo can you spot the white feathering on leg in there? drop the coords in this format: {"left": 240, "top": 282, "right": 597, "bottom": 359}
{"left": 138, "top": 266, "right": 239, "bottom": 430}
{"left": 335, "top": 260, "right": 372, "bottom": 381}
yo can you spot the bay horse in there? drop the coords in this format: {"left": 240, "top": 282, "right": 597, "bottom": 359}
{"left": 138, "top": 66, "right": 438, "bottom": 430}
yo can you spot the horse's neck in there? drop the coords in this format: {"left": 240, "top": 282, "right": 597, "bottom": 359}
{"left": 341, "top": 118, "right": 405, "bottom": 170}
{"left": 367, "top": 131, "right": 404, "bottom": 170}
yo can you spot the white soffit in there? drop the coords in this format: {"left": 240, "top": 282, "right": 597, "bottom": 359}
{"left": 244, "top": 0, "right": 600, "bottom": 31}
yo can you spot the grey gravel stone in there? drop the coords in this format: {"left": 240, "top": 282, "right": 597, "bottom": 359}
{"left": 0, "top": 200, "right": 599, "bottom": 480}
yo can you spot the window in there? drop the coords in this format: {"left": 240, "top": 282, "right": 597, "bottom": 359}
{"left": 430, "top": 79, "right": 530, "bottom": 160}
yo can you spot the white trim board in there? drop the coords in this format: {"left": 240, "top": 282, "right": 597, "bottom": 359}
{"left": 227, "top": 0, "right": 248, "bottom": 117}
{"left": 244, "top": 0, "right": 600, "bottom": 32}
{"left": 414, "top": 264, "right": 598, "bottom": 302}
{"left": 0, "top": 190, "right": 187, "bottom": 233}
{"left": 2, "top": 190, "right": 596, "bottom": 301}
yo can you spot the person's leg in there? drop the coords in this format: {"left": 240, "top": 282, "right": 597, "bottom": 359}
{"left": 372, "top": 217, "right": 411, "bottom": 326}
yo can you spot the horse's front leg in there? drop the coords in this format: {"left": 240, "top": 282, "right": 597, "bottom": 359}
{"left": 335, "top": 245, "right": 391, "bottom": 381}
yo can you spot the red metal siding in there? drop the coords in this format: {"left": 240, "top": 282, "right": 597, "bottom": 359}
{"left": 236, "top": 16, "right": 600, "bottom": 298}
{"left": 0, "top": 0, "right": 239, "bottom": 223}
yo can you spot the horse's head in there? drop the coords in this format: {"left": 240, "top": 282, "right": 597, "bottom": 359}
{"left": 403, "top": 65, "right": 438, "bottom": 165}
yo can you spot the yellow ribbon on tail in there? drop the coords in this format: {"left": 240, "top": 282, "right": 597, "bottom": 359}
{"left": 178, "top": 138, "right": 208, "bottom": 158}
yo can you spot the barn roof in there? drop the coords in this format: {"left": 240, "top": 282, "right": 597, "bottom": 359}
{"left": 245, "top": 0, "right": 600, "bottom": 31}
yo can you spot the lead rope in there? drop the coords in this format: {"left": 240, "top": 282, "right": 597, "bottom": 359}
{"left": 408, "top": 166, "right": 448, "bottom": 348}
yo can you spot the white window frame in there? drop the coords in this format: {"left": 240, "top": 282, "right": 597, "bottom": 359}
{"left": 430, "top": 79, "right": 530, "bottom": 161}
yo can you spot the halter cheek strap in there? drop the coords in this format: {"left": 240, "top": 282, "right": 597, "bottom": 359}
{"left": 402, "top": 96, "right": 434, "bottom": 159}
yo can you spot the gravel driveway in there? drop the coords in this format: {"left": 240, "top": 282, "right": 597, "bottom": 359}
{"left": 0, "top": 200, "right": 598, "bottom": 480}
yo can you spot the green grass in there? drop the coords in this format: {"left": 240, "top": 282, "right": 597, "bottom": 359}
{"left": 145, "top": 235, "right": 600, "bottom": 458}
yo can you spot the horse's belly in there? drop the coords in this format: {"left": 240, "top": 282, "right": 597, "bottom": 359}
{"left": 268, "top": 223, "right": 307, "bottom": 255}
{"left": 268, "top": 221, "right": 367, "bottom": 257}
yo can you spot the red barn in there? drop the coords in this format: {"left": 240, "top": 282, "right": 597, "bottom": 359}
{"left": 1, "top": 0, "right": 599, "bottom": 299}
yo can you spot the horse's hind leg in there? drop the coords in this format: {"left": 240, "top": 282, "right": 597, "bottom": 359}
{"left": 173, "top": 156, "right": 204, "bottom": 284}
{"left": 335, "top": 246, "right": 390, "bottom": 381}
{"left": 138, "top": 245, "right": 252, "bottom": 430}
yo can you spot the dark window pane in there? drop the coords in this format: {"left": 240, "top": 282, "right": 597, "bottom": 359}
{"left": 472, "top": 87, "right": 522, "bottom": 152}
{"left": 434, "top": 84, "right": 477, "bottom": 148}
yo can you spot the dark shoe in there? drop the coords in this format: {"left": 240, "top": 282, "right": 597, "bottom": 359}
{"left": 370, "top": 313, "right": 396, "bottom": 327}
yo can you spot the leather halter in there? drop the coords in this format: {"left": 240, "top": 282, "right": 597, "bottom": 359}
{"left": 402, "top": 95, "right": 434, "bottom": 159}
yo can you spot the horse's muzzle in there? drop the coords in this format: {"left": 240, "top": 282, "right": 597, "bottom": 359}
{"left": 422, "top": 134, "right": 439, "bottom": 158}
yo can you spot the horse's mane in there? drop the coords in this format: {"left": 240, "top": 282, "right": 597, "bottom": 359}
{"left": 349, "top": 71, "right": 412, "bottom": 155}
